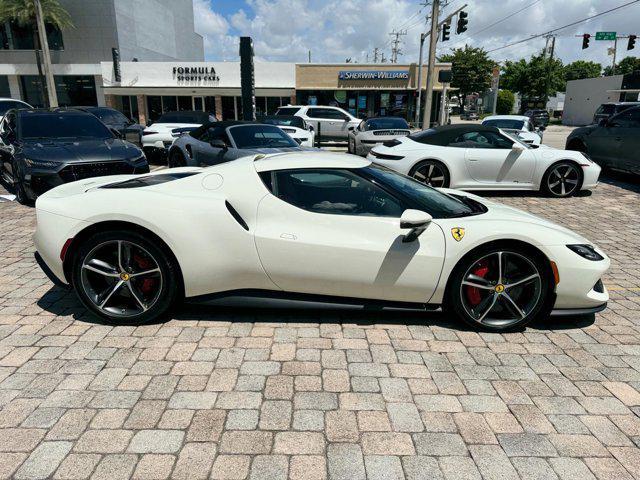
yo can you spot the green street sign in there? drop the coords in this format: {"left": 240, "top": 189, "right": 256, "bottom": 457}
{"left": 595, "top": 32, "right": 616, "bottom": 40}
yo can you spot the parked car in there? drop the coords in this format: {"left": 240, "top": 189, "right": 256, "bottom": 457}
{"left": 367, "top": 124, "right": 600, "bottom": 198}
{"left": 73, "top": 106, "right": 145, "bottom": 146}
{"left": 523, "top": 109, "right": 550, "bottom": 127}
{"left": 482, "top": 115, "right": 544, "bottom": 145}
{"left": 347, "top": 117, "right": 412, "bottom": 156}
{"left": 0, "top": 108, "right": 148, "bottom": 204}
{"left": 592, "top": 102, "right": 640, "bottom": 124}
{"left": 459, "top": 110, "right": 479, "bottom": 121}
{"left": 275, "top": 105, "right": 360, "bottom": 141}
{"left": 142, "top": 110, "right": 215, "bottom": 161}
{"left": 0, "top": 98, "right": 32, "bottom": 122}
{"left": 259, "top": 115, "right": 314, "bottom": 147}
{"left": 34, "top": 151, "right": 609, "bottom": 332}
{"left": 566, "top": 105, "right": 640, "bottom": 175}
{"left": 167, "top": 121, "right": 307, "bottom": 168}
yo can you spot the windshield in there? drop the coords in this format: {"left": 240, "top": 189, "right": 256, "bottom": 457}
{"left": 275, "top": 107, "right": 301, "bottom": 116}
{"left": 261, "top": 116, "right": 305, "bottom": 129}
{"left": 230, "top": 125, "right": 299, "bottom": 149}
{"left": 87, "top": 108, "right": 130, "bottom": 125}
{"left": 500, "top": 130, "right": 532, "bottom": 149}
{"left": 0, "top": 100, "right": 30, "bottom": 116}
{"left": 21, "top": 113, "right": 113, "bottom": 140}
{"left": 362, "top": 164, "right": 482, "bottom": 218}
{"left": 157, "top": 111, "right": 210, "bottom": 124}
{"left": 483, "top": 119, "right": 525, "bottom": 130}
{"left": 365, "top": 118, "right": 409, "bottom": 130}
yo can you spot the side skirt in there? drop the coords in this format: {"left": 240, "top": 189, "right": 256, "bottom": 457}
{"left": 188, "top": 289, "right": 438, "bottom": 312}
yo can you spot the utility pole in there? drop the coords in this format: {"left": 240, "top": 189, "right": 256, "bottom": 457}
{"left": 611, "top": 37, "right": 617, "bottom": 74}
{"left": 389, "top": 29, "right": 407, "bottom": 63}
{"left": 415, "top": 31, "right": 427, "bottom": 127}
{"left": 422, "top": 0, "right": 439, "bottom": 128}
{"left": 373, "top": 47, "right": 379, "bottom": 63}
{"left": 544, "top": 34, "right": 556, "bottom": 103}
{"left": 34, "top": 0, "right": 58, "bottom": 108}
{"left": 308, "top": 50, "right": 311, "bottom": 63}
{"left": 381, "top": 53, "right": 387, "bottom": 63}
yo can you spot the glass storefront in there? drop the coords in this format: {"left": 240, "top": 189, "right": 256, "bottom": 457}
{"left": 19, "top": 75, "right": 97, "bottom": 107}
{"left": 145, "top": 95, "right": 218, "bottom": 122}
{"left": 0, "top": 21, "right": 64, "bottom": 50}
{"left": 0, "top": 75, "right": 10, "bottom": 98}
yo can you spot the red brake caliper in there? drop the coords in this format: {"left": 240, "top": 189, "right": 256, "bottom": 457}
{"left": 133, "top": 253, "right": 156, "bottom": 295}
{"left": 465, "top": 262, "right": 489, "bottom": 306}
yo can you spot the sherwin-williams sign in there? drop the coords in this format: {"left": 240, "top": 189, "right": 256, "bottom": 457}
{"left": 338, "top": 70, "right": 409, "bottom": 80}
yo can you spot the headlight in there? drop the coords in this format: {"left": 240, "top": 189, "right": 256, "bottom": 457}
{"left": 567, "top": 244, "right": 604, "bottom": 261}
{"left": 24, "top": 158, "right": 59, "bottom": 168}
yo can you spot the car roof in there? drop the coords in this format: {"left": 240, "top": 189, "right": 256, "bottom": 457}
{"left": 483, "top": 115, "right": 528, "bottom": 121}
{"left": 601, "top": 101, "right": 640, "bottom": 106}
{"left": 0, "top": 98, "right": 30, "bottom": 103}
{"left": 17, "top": 108, "right": 93, "bottom": 117}
{"left": 254, "top": 151, "right": 370, "bottom": 172}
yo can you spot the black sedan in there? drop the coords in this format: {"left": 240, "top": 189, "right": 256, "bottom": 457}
{"left": 566, "top": 105, "right": 640, "bottom": 175}
{"left": 0, "top": 108, "right": 149, "bottom": 204}
{"left": 73, "top": 106, "right": 145, "bottom": 146}
{"left": 167, "top": 121, "right": 309, "bottom": 167}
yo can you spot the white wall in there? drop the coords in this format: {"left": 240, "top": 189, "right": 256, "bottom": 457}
{"left": 563, "top": 76, "right": 623, "bottom": 126}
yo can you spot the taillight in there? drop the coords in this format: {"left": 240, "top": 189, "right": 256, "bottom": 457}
{"left": 60, "top": 238, "right": 73, "bottom": 261}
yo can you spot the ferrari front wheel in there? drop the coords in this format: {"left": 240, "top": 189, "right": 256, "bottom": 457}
{"left": 446, "top": 246, "right": 553, "bottom": 332}
{"left": 71, "top": 230, "right": 179, "bottom": 325}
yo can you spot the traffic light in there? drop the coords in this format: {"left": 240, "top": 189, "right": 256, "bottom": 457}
{"left": 442, "top": 23, "right": 450, "bottom": 42}
{"left": 582, "top": 33, "right": 590, "bottom": 49}
{"left": 628, "top": 35, "right": 636, "bottom": 50}
{"left": 457, "top": 11, "right": 468, "bottom": 34}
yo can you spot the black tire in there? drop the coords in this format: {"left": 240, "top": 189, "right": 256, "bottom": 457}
{"left": 12, "top": 161, "right": 32, "bottom": 205}
{"left": 347, "top": 138, "right": 354, "bottom": 154}
{"left": 409, "top": 160, "right": 450, "bottom": 188}
{"left": 445, "top": 244, "right": 553, "bottom": 332}
{"left": 168, "top": 149, "right": 186, "bottom": 168}
{"left": 541, "top": 161, "right": 582, "bottom": 198}
{"left": 71, "top": 230, "right": 180, "bottom": 325}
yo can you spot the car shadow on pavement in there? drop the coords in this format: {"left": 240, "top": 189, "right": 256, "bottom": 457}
{"left": 599, "top": 170, "right": 640, "bottom": 193}
{"left": 37, "top": 285, "right": 596, "bottom": 332}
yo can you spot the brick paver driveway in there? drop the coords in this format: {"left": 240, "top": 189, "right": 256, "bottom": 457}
{"left": 1, "top": 173, "right": 639, "bottom": 480}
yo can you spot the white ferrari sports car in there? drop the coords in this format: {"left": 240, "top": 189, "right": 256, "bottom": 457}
{"left": 368, "top": 124, "right": 601, "bottom": 197}
{"left": 34, "top": 152, "right": 609, "bottom": 332}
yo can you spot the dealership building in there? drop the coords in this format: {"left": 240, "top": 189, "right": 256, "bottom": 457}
{"left": 0, "top": 0, "right": 451, "bottom": 124}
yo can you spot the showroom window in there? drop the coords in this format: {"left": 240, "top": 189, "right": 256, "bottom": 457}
{"left": 262, "top": 169, "right": 404, "bottom": 217}
{"left": 0, "top": 76, "right": 10, "bottom": 97}
{"left": 19, "top": 75, "right": 96, "bottom": 108}
{"left": 0, "top": 21, "right": 64, "bottom": 50}
{"left": 119, "top": 96, "right": 139, "bottom": 122}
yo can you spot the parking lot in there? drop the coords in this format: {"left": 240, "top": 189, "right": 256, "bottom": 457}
{"left": 1, "top": 153, "right": 640, "bottom": 479}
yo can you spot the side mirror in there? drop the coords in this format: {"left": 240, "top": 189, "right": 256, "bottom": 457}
{"left": 400, "top": 209, "right": 432, "bottom": 243}
{"left": 511, "top": 143, "right": 524, "bottom": 151}
{"left": 110, "top": 127, "right": 122, "bottom": 138}
{"left": 598, "top": 118, "right": 608, "bottom": 127}
{"left": 308, "top": 125, "right": 314, "bottom": 132}
{"left": 348, "top": 126, "right": 355, "bottom": 131}
{"left": 538, "top": 125, "right": 546, "bottom": 132}
{"left": 209, "top": 139, "right": 227, "bottom": 149}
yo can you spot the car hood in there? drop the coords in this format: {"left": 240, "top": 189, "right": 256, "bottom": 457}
{"left": 22, "top": 138, "right": 143, "bottom": 163}
{"left": 238, "top": 146, "right": 310, "bottom": 154}
{"left": 568, "top": 124, "right": 597, "bottom": 138}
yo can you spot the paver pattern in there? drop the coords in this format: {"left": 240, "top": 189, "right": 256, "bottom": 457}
{"left": 0, "top": 172, "right": 639, "bottom": 480}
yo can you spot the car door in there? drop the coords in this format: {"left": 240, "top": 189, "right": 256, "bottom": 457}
{"left": 0, "top": 112, "right": 17, "bottom": 178}
{"left": 191, "top": 125, "right": 233, "bottom": 166}
{"left": 586, "top": 117, "right": 627, "bottom": 168}
{"left": 254, "top": 168, "right": 446, "bottom": 303}
{"left": 461, "top": 130, "right": 536, "bottom": 185}
{"left": 608, "top": 108, "right": 640, "bottom": 173}
{"left": 306, "top": 108, "right": 348, "bottom": 140}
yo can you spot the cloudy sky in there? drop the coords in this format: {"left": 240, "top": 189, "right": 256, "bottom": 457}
{"left": 192, "top": 0, "right": 640, "bottom": 68}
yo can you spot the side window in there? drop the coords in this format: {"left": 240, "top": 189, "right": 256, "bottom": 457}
{"left": 610, "top": 109, "right": 640, "bottom": 128}
{"left": 451, "top": 131, "right": 513, "bottom": 149}
{"left": 201, "top": 126, "right": 230, "bottom": 144}
{"left": 264, "top": 169, "right": 404, "bottom": 217}
{"left": 307, "top": 108, "right": 346, "bottom": 120}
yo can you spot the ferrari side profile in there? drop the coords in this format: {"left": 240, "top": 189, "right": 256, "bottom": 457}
{"left": 368, "top": 124, "right": 601, "bottom": 197}
{"left": 34, "top": 152, "right": 609, "bottom": 332}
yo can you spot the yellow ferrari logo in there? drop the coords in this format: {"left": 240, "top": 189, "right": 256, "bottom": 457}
{"left": 451, "top": 227, "right": 465, "bottom": 242}
{"left": 495, "top": 284, "right": 505, "bottom": 293}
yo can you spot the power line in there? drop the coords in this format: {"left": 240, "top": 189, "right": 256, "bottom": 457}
{"left": 469, "top": 0, "right": 542, "bottom": 38}
{"left": 485, "top": 0, "right": 640, "bottom": 53}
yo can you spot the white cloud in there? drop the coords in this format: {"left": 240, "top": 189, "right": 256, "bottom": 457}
{"left": 193, "top": 0, "right": 640, "bottom": 67}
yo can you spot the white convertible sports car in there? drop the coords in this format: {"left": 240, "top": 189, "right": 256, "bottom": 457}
{"left": 33, "top": 152, "right": 609, "bottom": 332}
{"left": 368, "top": 124, "right": 601, "bottom": 197}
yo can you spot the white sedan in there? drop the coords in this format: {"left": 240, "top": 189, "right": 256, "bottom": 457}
{"left": 368, "top": 124, "right": 601, "bottom": 198}
{"left": 34, "top": 152, "right": 608, "bottom": 332}
{"left": 482, "top": 115, "right": 544, "bottom": 145}
{"left": 142, "top": 110, "right": 215, "bottom": 161}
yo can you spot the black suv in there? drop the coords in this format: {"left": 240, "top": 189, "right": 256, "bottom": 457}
{"left": 592, "top": 102, "right": 640, "bottom": 124}
{"left": 73, "top": 106, "right": 145, "bottom": 146}
{"left": 0, "top": 108, "right": 149, "bottom": 204}
{"left": 523, "top": 109, "right": 550, "bottom": 127}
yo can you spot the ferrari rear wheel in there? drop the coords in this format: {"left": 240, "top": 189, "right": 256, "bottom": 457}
{"left": 409, "top": 160, "right": 450, "bottom": 188}
{"left": 447, "top": 246, "right": 552, "bottom": 332}
{"left": 71, "top": 230, "right": 179, "bottom": 325}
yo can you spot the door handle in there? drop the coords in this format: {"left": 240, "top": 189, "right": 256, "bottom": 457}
{"left": 280, "top": 233, "right": 297, "bottom": 240}
{"left": 615, "top": 137, "right": 622, "bottom": 141}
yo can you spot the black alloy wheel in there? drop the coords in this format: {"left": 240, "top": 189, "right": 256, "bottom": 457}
{"left": 410, "top": 160, "right": 450, "bottom": 188}
{"left": 72, "top": 230, "right": 179, "bottom": 325}
{"left": 542, "top": 162, "right": 581, "bottom": 197}
{"left": 447, "top": 246, "right": 552, "bottom": 332}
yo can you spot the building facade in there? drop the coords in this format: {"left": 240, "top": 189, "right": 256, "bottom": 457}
{"left": 0, "top": 0, "right": 204, "bottom": 107}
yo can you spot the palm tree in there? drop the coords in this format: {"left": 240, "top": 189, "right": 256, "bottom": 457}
{"left": 0, "top": 0, "right": 73, "bottom": 107}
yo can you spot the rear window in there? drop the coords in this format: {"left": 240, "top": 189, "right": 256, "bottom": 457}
{"left": 261, "top": 116, "right": 305, "bottom": 129}
{"left": 275, "top": 107, "right": 301, "bottom": 116}
{"left": 482, "top": 119, "right": 525, "bottom": 130}
{"left": 0, "top": 100, "right": 31, "bottom": 116}
{"left": 365, "top": 118, "right": 409, "bottom": 130}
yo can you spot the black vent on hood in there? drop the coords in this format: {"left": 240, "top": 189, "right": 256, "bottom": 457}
{"left": 101, "top": 172, "right": 197, "bottom": 189}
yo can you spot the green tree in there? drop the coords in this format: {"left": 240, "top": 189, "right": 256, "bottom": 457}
{"left": 564, "top": 60, "right": 602, "bottom": 82}
{"left": 501, "top": 51, "right": 565, "bottom": 99}
{"left": 496, "top": 89, "right": 515, "bottom": 115}
{"left": 438, "top": 45, "right": 494, "bottom": 109}
{"left": 603, "top": 56, "right": 640, "bottom": 76}
{"left": 0, "top": 0, "right": 73, "bottom": 106}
